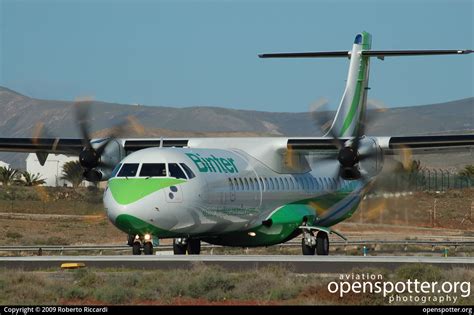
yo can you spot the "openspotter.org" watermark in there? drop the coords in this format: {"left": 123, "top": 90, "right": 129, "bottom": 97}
{"left": 327, "top": 273, "right": 471, "bottom": 304}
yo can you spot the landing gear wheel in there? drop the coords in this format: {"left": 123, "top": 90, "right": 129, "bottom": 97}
{"left": 316, "top": 232, "right": 329, "bottom": 255}
{"left": 132, "top": 242, "right": 141, "bottom": 255}
{"left": 143, "top": 242, "right": 153, "bottom": 255}
{"left": 301, "top": 238, "right": 315, "bottom": 255}
{"left": 187, "top": 239, "right": 201, "bottom": 255}
{"left": 173, "top": 239, "right": 187, "bottom": 255}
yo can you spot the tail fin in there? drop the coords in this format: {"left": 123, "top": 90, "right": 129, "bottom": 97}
{"left": 328, "top": 31, "right": 371, "bottom": 137}
{"left": 259, "top": 32, "right": 472, "bottom": 137}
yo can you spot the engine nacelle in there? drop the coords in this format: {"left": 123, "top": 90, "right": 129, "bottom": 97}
{"left": 355, "top": 136, "right": 384, "bottom": 179}
{"left": 82, "top": 139, "right": 124, "bottom": 182}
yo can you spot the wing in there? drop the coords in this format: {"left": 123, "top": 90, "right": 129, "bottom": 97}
{"left": 0, "top": 138, "right": 83, "bottom": 155}
{"left": 286, "top": 134, "right": 474, "bottom": 153}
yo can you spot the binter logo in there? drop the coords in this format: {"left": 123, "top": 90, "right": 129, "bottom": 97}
{"left": 185, "top": 153, "right": 239, "bottom": 174}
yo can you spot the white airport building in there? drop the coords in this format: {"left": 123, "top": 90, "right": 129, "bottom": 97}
{"left": 0, "top": 160, "right": 10, "bottom": 169}
{"left": 26, "top": 153, "right": 92, "bottom": 187}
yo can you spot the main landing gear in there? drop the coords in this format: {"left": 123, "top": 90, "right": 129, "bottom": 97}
{"left": 129, "top": 234, "right": 154, "bottom": 255}
{"left": 173, "top": 238, "right": 201, "bottom": 255}
{"left": 301, "top": 230, "right": 329, "bottom": 256}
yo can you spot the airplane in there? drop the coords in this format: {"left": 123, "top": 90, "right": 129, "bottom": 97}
{"left": 0, "top": 31, "right": 472, "bottom": 255}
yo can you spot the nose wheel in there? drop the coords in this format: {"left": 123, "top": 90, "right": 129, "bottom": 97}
{"left": 143, "top": 242, "right": 153, "bottom": 255}
{"left": 132, "top": 242, "right": 141, "bottom": 255}
{"left": 130, "top": 234, "right": 154, "bottom": 255}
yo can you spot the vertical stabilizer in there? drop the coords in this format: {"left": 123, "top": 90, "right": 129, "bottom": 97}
{"left": 327, "top": 32, "right": 371, "bottom": 137}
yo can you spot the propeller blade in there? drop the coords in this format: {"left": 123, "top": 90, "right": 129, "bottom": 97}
{"left": 127, "top": 116, "right": 146, "bottom": 136}
{"left": 95, "top": 138, "right": 114, "bottom": 156}
{"left": 74, "top": 99, "right": 93, "bottom": 149}
{"left": 398, "top": 145, "right": 413, "bottom": 171}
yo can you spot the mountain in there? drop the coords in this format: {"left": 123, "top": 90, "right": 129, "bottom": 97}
{"left": 0, "top": 86, "right": 473, "bottom": 168}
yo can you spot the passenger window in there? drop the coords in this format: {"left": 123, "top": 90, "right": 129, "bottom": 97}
{"left": 244, "top": 178, "right": 249, "bottom": 190}
{"left": 169, "top": 163, "right": 187, "bottom": 179}
{"left": 229, "top": 178, "right": 234, "bottom": 191}
{"left": 313, "top": 178, "right": 318, "bottom": 190}
{"left": 278, "top": 178, "right": 284, "bottom": 191}
{"left": 233, "top": 178, "right": 239, "bottom": 191}
{"left": 264, "top": 178, "right": 269, "bottom": 191}
{"left": 117, "top": 163, "right": 139, "bottom": 177}
{"left": 238, "top": 178, "right": 244, "bottom": 191}
{"left": 249, "top": 178, "right": 255, "bottom": 191}
{"left": 140, "top": 163, "right": 166, "bottom": 177}
{"left": 179, "top": 163, "right": 196, "bottom": 179}
{"left": 111, "top": 163, "right": 122, "bottom": 177}
{"left": 289, "top": 177, "right": 295, "bottom": 190}
{"left": 284, "top": 177, "right": 289, "bottom": 190}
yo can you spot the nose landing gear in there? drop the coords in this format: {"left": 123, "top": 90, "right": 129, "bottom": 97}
{"left": 130, "top": 234, "right": 154, "bottom": 255}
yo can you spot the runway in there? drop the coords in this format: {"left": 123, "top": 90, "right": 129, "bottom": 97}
{"left": 1, "top": 255, "right": 472, "bottom": 273}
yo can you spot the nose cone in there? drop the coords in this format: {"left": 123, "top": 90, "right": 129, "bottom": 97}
{"left": 103, "top": 186, "right": 121, "bottom": 224}
{"left": 104, "top": 177, "right": 187, "bottom": 235}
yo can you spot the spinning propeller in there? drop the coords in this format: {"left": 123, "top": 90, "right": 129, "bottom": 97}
{"left": 310, "top": 99, "right": 389, "bottom": 181}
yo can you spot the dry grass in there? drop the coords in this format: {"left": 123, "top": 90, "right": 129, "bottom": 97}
{"left": 0, "top": 264, "right": 472, "bottom": 305}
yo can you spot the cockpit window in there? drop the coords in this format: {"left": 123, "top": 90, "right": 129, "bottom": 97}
{"left": 117, "top": 163, "right": 139, "bottom": 177}
{"left": 179, "top": 163, "right": 196, "bottom": 179}
{"left": 111, "top": 163, "right": 122, "bottom": 177}
{"left": 169, "top": 163, "right": 187, "bottom": 179}
{"left": 140, "top": 163, "right": 167, "bottom": 177}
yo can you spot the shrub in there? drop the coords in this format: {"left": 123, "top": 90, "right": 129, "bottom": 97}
{"left": 395, "top": 263, "right": 442, "bottom": 282}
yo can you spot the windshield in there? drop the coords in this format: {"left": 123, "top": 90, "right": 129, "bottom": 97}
{"left": 179, "top": 163, "right": 195, "bottom": 179}
{"left": 111, "top": 163, "right": 122, "bottom": 177}
{"left": 140, "top": 163, "right": 167, "bottom": 177}
{"left": 117, "top": 163, "right": 139, "bottom": 177}
{"left": 169, "top": 163, "right": 187, "bottom": 179}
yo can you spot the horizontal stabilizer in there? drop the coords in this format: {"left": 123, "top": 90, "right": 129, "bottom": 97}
{"left": 259, "top": 49, "right": 472, "bottom": 59}
{"left": 259, "top": 51, "right": 350, "bottom": 58}
{"left": 362, "top": 49, "right": 473, "bottom": 59}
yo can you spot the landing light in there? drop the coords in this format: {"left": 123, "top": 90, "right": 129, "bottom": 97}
{"left": 144, "top": 234, "right": 151, "bottom": 241}
{"left": 248, "top": 232, "right": 256, "bottom": 237}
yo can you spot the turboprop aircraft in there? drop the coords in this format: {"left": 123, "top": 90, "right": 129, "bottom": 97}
{"left": 0, "top": 31, "right": 472, "bottom": 255}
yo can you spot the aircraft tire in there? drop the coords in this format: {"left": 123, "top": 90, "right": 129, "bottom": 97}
{"left": 132, "top": 242, "right": 141, "bottom": 255}
{"left": 173, "top": 240, "right": 187, "bottom": 255}
{"left": 143, "top": 242, "right": 153, "bottom": 255}
{"left": 316, "top": 232, "right": 329, "bottom": 255}
{"left": 187, "top": 239, "right": 201, "bottom": 255}
{"left": 301, "top": 238, "right": 316, "bottom": 255}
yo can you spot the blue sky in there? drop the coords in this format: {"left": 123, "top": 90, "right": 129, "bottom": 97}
{"left": 1, "top": 0, "right": 472, "bottom": 112}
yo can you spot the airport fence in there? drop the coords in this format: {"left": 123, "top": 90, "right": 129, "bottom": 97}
{"left": 374, "top": 169, "right": 472, "bottom": 192}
